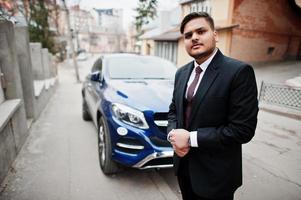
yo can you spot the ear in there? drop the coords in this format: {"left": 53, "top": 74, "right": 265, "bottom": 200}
{"left": 214, "top": 30, "right": 218, "bottom": 43}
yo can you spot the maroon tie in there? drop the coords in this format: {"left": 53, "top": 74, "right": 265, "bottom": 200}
{"left": 187, "top": 66, "right": 202, "bottom": 101}
{"left": 185, "top": 66, "right": 202, "bottom": 128}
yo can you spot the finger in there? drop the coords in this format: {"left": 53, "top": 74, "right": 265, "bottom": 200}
{"left": 177, "top": 149, "right": 185, "bottom": 155}
{"left": 179, "top": 147, "right": 189, "bottom": 152}
{"left": 178, "top": 150, "right": 188, "bottom": 157}
{"left": 167, "top": 131, "right": 173, "bottom": 141}
{"left": 177, "top": 147, "right": 189, "bottom": 155}
{"left": 170, "top": 138, "right": 177, "bottom": 144}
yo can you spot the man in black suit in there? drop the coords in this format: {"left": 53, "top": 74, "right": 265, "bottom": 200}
{"left": 167, "top": 12, "right": 258, "bottom": 200}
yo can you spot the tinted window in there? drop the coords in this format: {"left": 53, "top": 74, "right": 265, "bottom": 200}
{"left": 92, "top": 58, "right": 103, "bottom": 72}
{"left": 107, "top": 56, "right": 177, "bottom": 79}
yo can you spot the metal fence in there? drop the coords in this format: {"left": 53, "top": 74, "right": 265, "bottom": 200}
{"left": 259, "top": 82, "right": 301, "bottom": 110}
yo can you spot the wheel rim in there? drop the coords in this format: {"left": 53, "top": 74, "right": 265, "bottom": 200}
{"left": 99, "top": 124, "right": 106, "bottom": 166}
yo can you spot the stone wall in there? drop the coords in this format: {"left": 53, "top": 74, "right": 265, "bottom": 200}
{"left": 0, "top": 21, "right": 58, "bottom": 184}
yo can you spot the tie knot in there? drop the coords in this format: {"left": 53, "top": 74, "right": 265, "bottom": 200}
{"left": 195, "top": 66, "right": 202, "bottom": 74}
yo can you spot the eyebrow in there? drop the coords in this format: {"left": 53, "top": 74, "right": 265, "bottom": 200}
{"left": 184, "top": 27, "right": 206, "bottom": 36}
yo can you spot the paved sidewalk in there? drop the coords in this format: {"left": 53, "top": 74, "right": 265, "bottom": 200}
{"left": 236, "top": 109, "right": 301, "bottom": 200}
{"left": 252, "top": 60, "right": 301, "bottom": 87}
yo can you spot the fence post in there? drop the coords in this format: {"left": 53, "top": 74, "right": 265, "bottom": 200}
{"left": 15, "top": 25, "right": 36, "bottom": 119}
{"left": 259, "top": 81, "right": 264, "bottom": 101}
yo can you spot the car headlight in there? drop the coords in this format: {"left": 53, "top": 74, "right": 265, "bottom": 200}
{"left": 111, "top": 103, "right": 149, "bottom": 129}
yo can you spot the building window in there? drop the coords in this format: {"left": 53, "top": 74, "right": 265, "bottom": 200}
{"left": 155, "top": 41, "right": 178, "bottom": 65}
{"left": 99, "top": 15, "right": 102, "bottom": 26}
{"left": 191, "top": 3, "right": 197, "bottom": 12}
{"left": 267, "top": 47, "right": 275, "bottom": 55}
{"left": 146, "top": 43, "right": 151, "bottom": 55}
{"left": 190, "top": 0, "right": 212, "bottom": 15}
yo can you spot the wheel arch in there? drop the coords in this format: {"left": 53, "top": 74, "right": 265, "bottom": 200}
{"left": 97, "top": 110, "right": 103, "bottom": 126}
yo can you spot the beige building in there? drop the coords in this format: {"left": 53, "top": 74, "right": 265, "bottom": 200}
{"left": 177, "top": 0, "right": 238, "bottom": 66}
{"left": 58, "top": 6, "right": 127, "bottom": 53}
{"left": 140, "top": 7, "right": 181, "bottom": 64}
{"left": 89, "top": 8, "right": 127, "bottom": 53}
{"left": 140, "top": 0, "right": 301, "bottom": 67}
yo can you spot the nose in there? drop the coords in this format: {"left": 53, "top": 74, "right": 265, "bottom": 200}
{"left": 191, "top": 32, "right": 199, "bottom": 42}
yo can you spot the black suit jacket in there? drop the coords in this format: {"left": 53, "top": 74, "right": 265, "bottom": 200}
{"left": 167, "top": 50, "right": 258, "bottom": 198}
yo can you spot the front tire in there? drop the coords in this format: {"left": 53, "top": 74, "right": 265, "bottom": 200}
{"left": 98, "top": 116, "right": 120, "bottom": 174}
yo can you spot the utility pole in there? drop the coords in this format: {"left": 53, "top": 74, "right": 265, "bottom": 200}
{"left": 61, "top": 0, "right": 80, "bottom": 83}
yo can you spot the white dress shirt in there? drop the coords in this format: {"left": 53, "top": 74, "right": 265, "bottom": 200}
{"left": 188, "top": 49, "right": 218, "bottom": 147}
{"left": 167, "top": 49, "right": 218, "bottom": 147}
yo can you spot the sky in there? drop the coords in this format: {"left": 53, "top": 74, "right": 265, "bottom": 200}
{"left": 68, "top": 0, "right": 180, "bottom": 28}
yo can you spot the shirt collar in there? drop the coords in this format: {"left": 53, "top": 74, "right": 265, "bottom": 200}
{"left": 193, "top": 48, "right": 218, "bottom": 72}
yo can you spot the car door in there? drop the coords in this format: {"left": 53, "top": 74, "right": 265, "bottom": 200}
{"left": 85, "top": 57, "right": 103, "bottom": 123}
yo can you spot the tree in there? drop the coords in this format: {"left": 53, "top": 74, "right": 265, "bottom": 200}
{"left": 26, "top": 0, "right": 56, "bottom": 54}
{"left": 0, "top": 0, "right": 18, "bottom": 22}
{"left": 0, "top": 0, "right": 57, "bottom": 54}
{"left": 134, "top": 0, "right": 158, "bottom": 34}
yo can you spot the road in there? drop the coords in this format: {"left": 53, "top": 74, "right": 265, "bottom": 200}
{"left": 0, "top": 55, "right": 300, "bottom": 200}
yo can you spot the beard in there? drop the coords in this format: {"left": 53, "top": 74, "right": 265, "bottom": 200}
{"left": 190, "top": 46, "right": 216, "bottom": 61}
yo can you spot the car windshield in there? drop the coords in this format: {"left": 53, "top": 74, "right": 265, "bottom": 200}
{"left": 107, "top": 56, "right": 177, "bottom": 79}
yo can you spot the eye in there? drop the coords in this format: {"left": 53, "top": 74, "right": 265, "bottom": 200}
{"left": 197, "top": 30, "right": 206, "bottom": 35}
{"left": 184, "top": 33, "right": 192, "bottom": 39}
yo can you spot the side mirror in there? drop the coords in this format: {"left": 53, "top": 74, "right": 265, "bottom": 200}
{"left": 90, "top": 71, "right": 102, "bottom": 82}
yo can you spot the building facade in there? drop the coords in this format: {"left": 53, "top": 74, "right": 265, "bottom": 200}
{"left": 58, "top": 6, "right": 127, "bottom": 54}
{"left": 230, "top": 0, "right": 301, "bottom": 62}
{"left": 181, "top": 0, "right": 301, "bottom": 65}
{"left": 89, "top": 8, "right": 127, "bottom": 53}
{"left": 140, "top": 0, "right": 301, "bottom": 67}
{"left": 139, "top": 7, "right": 181, "bottom": 64}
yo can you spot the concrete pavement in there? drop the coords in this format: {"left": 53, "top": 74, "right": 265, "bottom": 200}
{"left": 252, "top": 60, "right": 301, "bottom": 87}
{"left": 236, "top": 110, "right": 301, "bottom": 200}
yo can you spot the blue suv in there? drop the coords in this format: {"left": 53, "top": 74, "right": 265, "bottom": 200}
{"left": 81, "top": 54, "right": 177, "bottom": 174}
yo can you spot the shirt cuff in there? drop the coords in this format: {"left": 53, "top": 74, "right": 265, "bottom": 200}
{"left": 190, "top": 131, "right": 198, "bottom": 147}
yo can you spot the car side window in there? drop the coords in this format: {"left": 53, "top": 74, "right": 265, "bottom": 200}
{"left": 91, "top": 58, "right": 103, "bottom": 72}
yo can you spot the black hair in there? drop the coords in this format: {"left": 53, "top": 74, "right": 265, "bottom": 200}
{"left": 180, "top": 12, "right": 215, "bottom": 34}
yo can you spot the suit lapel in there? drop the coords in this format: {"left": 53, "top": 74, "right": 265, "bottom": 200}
{"left": 188, "top": 51, "right": 222, "bottom": 128}
{"left": 177, "top": 61, "right": 194, "bottom": 127}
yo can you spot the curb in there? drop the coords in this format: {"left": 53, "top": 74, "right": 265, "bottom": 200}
{"left": 259, "top": 103, "right": 301, "bottom": 120}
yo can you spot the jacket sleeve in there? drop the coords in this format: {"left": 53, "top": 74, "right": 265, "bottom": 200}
{"left": 197, "top": 64, "right": 258, "bottom": 150}
{"left": 167, "top": 70, "right": 179, "bottom": 134}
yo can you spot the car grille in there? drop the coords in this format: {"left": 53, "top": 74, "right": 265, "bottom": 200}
{"left": 150, "top": 112, "right": 171, "bottom": 147}
{"left": 153, "top": 112, "right": 168, "bottom": 134}
{"left": 150, "top": 136, "right": 172, "bottom": 147}
{"left": 141, "top": 157, "right": 173, "bottom": 168}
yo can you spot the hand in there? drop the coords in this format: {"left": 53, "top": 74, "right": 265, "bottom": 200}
{"left": 173, "top": 145, "right": 190, "bottom": 157}
{"left": 168, "top": 129, "right": 190, "bottom": 149}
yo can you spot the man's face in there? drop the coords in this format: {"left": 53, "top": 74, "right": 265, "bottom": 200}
{"left": 183, "top": 17, "right": 218, "bottom": 60}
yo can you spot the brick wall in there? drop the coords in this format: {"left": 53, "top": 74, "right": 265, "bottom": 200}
{"left": 230, "top": 0, "right": 301, "bottom": 62}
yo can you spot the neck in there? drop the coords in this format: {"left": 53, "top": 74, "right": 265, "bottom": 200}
{"left": 195, "top": 48, "right": 216, "bottom": 65}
